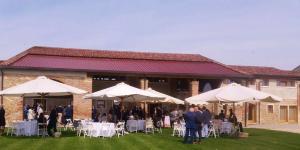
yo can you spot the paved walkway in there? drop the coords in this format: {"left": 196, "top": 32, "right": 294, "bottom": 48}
{"left": 247, "top": 124, "right": 300, "bottom": 134}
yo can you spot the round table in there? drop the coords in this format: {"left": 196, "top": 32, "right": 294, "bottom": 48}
{"left": 126, "top": 120, "right": 145, "bottom": 132}
{"left": 220, "top": 122, "right": 233, "bottom": 134}
{"left": 88, "top": 122, "right": 115, "bottom": 137}
{"left": 14, "top": 120, "right": 38, "bottom": 136}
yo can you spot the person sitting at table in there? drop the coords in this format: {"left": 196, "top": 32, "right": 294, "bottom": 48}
{"left": 100, "top": 113, "right": 108, "bottom": 123}
{"left": 48, "top": 108, "right": 58, "bottom": 137}
{"left": 38, "top": 113, "right": 47, "bottom": 128}
{"left": 218, "top": 110, "right": 226, "bottom": 121}
{"left": 228, "top": 109, "right": 243, "bottom": 132}
{"left": 0, "top": 105, "right": 5, "bottom": 135}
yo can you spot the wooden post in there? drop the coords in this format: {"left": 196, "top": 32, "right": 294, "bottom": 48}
{"left": 244, "top": 102, "right": 247, "bottom": 127}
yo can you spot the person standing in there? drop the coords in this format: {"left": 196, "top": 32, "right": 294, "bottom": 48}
{"left": 202, "top": 106, "right": 211, "bottom": 138}
{"left": 194, "top": 106, "right": 204, "bottom": 144}
{"left": 47, "top": 108, "right": 58, "bottom": 136}
{"left": 0, "top": 105, "right": 5, "bottom": 135}
{"left": 27, "top": 107, "right": 36, "bottom": 120}
{"left": 65, "top": 105, "right": 72, "bottom": 120}
{"left": 183, "top": 107, "right": 196, "bottom": 144}
{"left": 37, "top": 104, "right": 44, "bottom": 117}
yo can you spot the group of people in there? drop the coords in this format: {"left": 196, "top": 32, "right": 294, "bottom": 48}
{"left": 183, "top": 106, "right": 212, "bottom": 144}
{"left": 24, "top": 104, "right": 44, "bottom": 120}
{"left": 92, "top": 105, "right": 146, "bottom": 123}
{"left": 183, "top": 106, "right": 243, "bottom": 144}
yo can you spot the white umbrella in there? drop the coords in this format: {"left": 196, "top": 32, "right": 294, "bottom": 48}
{"left": 0, "top": 76, "right": 87, "bottom": 97}
{"left": 145, "top": 88, "right": 184, "bottom": 104}
{"left": 84, "top": 82, "right": 163, "bottom": 102}
{"left": 186, "top": 83, "right": 282, "bottom": 105}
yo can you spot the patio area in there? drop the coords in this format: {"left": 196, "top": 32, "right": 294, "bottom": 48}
{"left": 248, "top": 124, "right": 300, "bottom": 134}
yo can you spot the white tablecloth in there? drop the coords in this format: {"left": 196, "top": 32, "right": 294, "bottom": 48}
{"left": 88, "top": 122, "right": 115, "bottom": 137}
{"left": 14, "top": 120, "right": 38, "bottom": 136}
{"left": 220, "top": 122, "right": 233, "bottom": 134}
{"left": 127, "top": 120, "right": 145, "bottom": 132}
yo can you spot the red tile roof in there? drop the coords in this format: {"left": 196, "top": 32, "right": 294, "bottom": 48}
{"left": 230, "top": 65, "right": 300, "bottom": 78}
{"left": 1, "top": 46, "right": 213, "bottom": 65}
{"left": 0, "top": 46, "right": 246, "bottom": 77}
{"left": 294, "top": 65, "right": 300, "bottom": 72}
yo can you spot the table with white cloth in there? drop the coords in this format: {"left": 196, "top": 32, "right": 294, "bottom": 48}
{"left": 220, "top": 122, "right": 233, "bottom": 134}
{"left": 88, "top": 122, "right": 115, "bottom": 137}
{"left": 14, "top": 120, "right": 38, "bottom": 136}
{"left": 126, "top": 120, "right": 145, "bottom": 132}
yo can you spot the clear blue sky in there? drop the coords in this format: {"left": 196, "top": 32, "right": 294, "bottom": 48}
{"left": 0, "top": 0, "right": 299, "bottom": 70}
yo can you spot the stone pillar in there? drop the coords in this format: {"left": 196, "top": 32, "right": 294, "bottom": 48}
{"left": 189, "top": 80, "right": 199, "bottom": 96}
{"left": 72, "top": 76, "right": 92, "bottom": 120}
{"left": 140, "top": 78, "right": 149, "bottom": 115}
{"left": 139, "top": 78, "right": 148, "bottom": 90}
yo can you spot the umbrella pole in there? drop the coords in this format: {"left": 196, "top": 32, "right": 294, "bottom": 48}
{"left": 233, "top": 102, "right": 235, "bottom": 113}
{"left": 244, "top": 102, "right": 247, "bottom": 127}
{"left": 120, "top": 97, "right": 124, "bottom": 121}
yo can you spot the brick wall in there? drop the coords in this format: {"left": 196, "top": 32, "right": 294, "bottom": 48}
{"left": 2, "top": 69, "right": 92, "bottom": 122}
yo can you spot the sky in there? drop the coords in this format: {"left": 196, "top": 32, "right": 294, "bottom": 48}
{"left": 0, "top": 0, "right": 299, "bottom": 70}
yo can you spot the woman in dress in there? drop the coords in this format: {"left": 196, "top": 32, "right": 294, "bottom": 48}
{"left": 47, "top": 108, "right": 58, "bottom": 136}
{"left": 0, "top": 105, "right": 5, "bottom": 135}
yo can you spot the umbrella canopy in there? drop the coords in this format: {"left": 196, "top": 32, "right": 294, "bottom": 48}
{"left": 84, "top": 82, "right": 163, "bottom": 102}
{"left": 186, "top": 83, "right": 282, "bottom": 104}
{"left": 0, "top": 76, "right": 87, "bottom": 97}
{"left": 145, "top": 88, "right": 184, "bottom": 104}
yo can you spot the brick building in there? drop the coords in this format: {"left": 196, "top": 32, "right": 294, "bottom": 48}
{"left": 0, "top": 46, "right": 299, "bottom": 125}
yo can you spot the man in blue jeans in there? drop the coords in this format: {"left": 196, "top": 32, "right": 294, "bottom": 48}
{"left": 183, "top": 107, "right": 196, "bottom": 144}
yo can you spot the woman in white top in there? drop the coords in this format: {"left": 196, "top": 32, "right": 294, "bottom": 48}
{"left": 37, "top": 105, "right": 44, "bottom": 117}
{"left": 27, "top": 108, "right": 36, "bottom": 120}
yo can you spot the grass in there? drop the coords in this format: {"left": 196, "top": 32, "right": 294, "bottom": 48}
{"left": 0, "top": 128, "right": 300, "bottom": 150}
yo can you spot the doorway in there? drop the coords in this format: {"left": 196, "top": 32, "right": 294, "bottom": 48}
{"left": 280, "top": 106, "right": 288, "bottom": 123}
{"left": 247, "top": 103, "right": 257, "bottom": 123}
{"left": 288, "top": 106, "right": 297, "bottom": 123}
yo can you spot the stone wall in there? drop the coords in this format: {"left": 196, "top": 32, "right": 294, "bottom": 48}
{"left": 2, "top": 69, "right": 92, "bottom": 122}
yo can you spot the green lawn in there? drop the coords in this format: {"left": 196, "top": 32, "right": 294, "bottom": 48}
{"left": 0, "top": 128, "right": 300, "bottom": 150}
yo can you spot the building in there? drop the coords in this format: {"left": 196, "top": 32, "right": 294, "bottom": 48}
{"left": 230, "top": 65, "right": 300, "bottom": 125}
{"left": 0, "top": 46, "right": 299, "bottom": 125}
{"left": 294, "top": 65, "right": 300, "bottom": 72}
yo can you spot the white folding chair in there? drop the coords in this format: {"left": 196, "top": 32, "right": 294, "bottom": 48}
{"left": 65, "top": 119, "right": 75, "bottom": 131}
{"left": 145, "top": 119, "right": 154, "bottom": 134}
{"left": 37, "top": 123, "right": 48, "bottom": 137}
{"left": 115, "top": 122, "right": 125, "bottom": 138}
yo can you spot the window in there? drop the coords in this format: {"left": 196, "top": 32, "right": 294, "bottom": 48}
{"left": 92, "top": 76, "right": 126, "bottom": 81}
{"left": 176, "top": 79, "right": 189, "bottom": 91}
{"left": 277, "top": 80, "right": 295, "bottom": 87}
{"left": 261, "top": 79, "right": 269, "bottom": 86}
{"left": 248, "top": 79, "right": 255, "bottom": 85}
{"left": 148, "top": 78, "right": 168, "bottom": 83}
{"left": 267, "top": 105, "right": 273, "bottom": 113}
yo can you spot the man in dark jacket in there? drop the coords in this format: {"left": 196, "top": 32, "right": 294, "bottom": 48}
{"left": 183, "top": 107, "right": 196, "bottom": 144}
{"left": 194, "top": 106, "right": 204, "bottom": 143}
{"left": 202, "top": 106, "right": 211, "bottom": 138}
